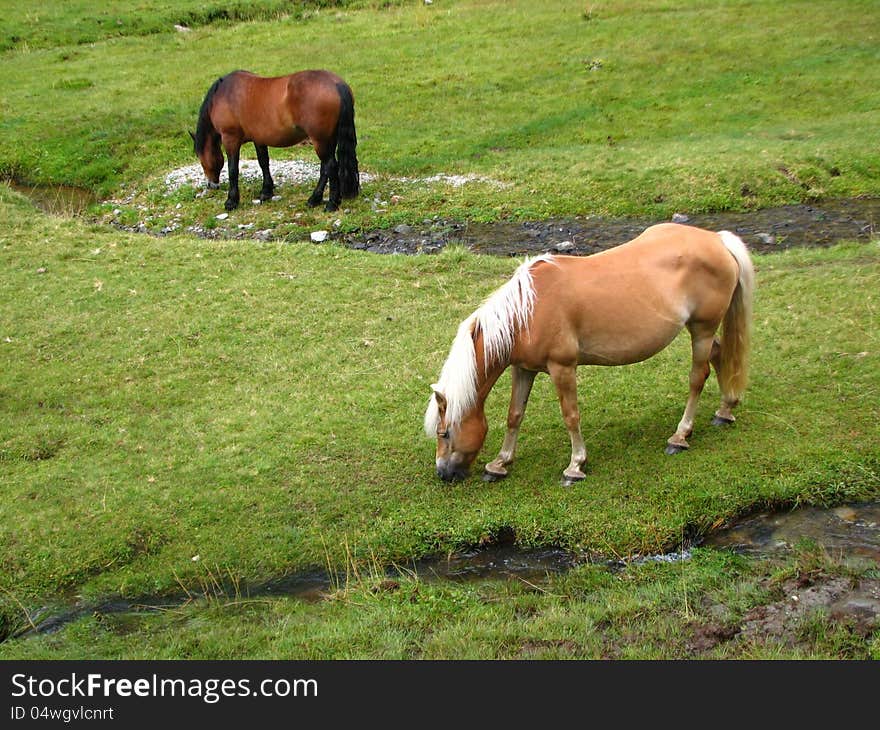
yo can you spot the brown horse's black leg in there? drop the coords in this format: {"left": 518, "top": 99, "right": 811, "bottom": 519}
{"left": 324, "top": 158, "right": 341, "bottom": 212}
{"left": 307, "top": 159, "right": 328, "bottom": 208}
{"left": 224, "top": 145, "right": 241, "bottom": 211}
{"left": 254, "top": 144, "right": 274, "bottom": 202}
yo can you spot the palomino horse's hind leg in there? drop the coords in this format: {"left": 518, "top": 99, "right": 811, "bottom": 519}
{"left": 254, "top": 144, "right": 274, "bottom": 202}
{"left": 548, "top": 362, "right": 588, "bottom": 485}
{"left": 666, "top": 329, "right": 714, "bottom": 455}
{"left": 709, "top": 337, "right": 740, "bottom": 425}
{"left": 484, "top": 367, "right": 537, "bottom": 481}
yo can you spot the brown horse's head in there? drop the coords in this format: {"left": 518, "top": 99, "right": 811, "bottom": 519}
{"left": 428, "top": 389, "right": 487, "bottom": 482}
{"left": 190, "top": 130, "right": 223, "bottom": 189}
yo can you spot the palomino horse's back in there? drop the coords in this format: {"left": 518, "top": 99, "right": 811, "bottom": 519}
{"left": 521, "top": 223, "right": 743, "bottom": 368}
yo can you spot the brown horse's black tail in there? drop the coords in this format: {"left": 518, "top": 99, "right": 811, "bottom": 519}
{"left": 335, "top": 82, "right": 360, "bottom": 199}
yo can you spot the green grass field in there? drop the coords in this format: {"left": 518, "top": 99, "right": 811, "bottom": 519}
{"left": 1, "top": 0, "right": 878, "bottom": 659}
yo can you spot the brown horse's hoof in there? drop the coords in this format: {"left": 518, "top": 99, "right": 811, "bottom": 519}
{"left": 324, "top": 202, "right": 340, "bottom": 213}
{"left": 664, "top": 443, "right": 688, "bottom": 455}
{"left": 711, "top": 415, "right": 736, "bottom": 426}
{"left": 224, "top": 199, "right": 239, "bottom": 211}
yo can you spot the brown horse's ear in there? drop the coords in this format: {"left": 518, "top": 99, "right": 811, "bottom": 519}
{"left": 431, "top": 385, "right": 447, "bottom": 414}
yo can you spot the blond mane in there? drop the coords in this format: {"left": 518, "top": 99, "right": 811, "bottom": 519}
{"left": 424, "top": 254, "right": 554, "bottom": 435}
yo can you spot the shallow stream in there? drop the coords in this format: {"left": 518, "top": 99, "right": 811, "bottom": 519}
{"left": 18, "top": 500, "right": 879, "bottom": 639}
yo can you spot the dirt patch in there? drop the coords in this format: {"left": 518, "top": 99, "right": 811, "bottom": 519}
{"left": 688, "top": 575, "right": 880, "bottom": 655}
{"left": 339, "top": 197, "right": 880, "bottom": 256}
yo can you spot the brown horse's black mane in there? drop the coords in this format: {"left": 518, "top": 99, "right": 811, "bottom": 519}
{"left": 193, "top": 75, "right": 225, "bottom": 153}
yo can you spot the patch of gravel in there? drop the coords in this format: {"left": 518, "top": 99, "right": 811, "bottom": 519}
{"left": 164, "top": 159, "right": 377, "bottom": 192}
{"left": 162, "top": 161, "right": 503, "bottom": 193}
{"left": 394, "top": 173, "right": 510, "bottom": 188}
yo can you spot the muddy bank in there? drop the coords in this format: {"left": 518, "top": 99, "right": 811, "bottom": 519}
{"left": 8, "top": 178, "right": 879, "bottom": 256}
{"left": 339, "top": 197, "right": 880, "bottom": 256}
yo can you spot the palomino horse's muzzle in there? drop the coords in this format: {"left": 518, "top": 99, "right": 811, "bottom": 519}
{"left": 436, "top": 462, "right": 469, "bottom": 483}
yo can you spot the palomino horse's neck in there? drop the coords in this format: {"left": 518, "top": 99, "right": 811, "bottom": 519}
{"left": 471, "top": 326, "right": 509, "bottom": 407}
{"left": 425, "top": 255, "right": 550, "bottom": 437}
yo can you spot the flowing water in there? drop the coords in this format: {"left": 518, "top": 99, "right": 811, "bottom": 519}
{"left": 702, "top": 501, "right": 880, "bottom": 563}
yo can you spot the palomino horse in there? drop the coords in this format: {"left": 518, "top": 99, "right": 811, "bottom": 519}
{"left": 191, "top": 69, "right": 359, "bottom": 212}
{"left": 424, "top": 223, "right": 755, "bottom": 485}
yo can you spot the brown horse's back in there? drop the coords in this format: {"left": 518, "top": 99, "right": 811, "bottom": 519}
{"left": 519, "top": 224, "right": 740, "bottom": 368}
{"left": 210, "top": 70, "right": 345, "bottom": 148}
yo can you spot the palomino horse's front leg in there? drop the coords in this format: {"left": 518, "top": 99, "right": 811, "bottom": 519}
{"left": 484, "top": 367, "right": 537, "bottom": 481}
{"left": 548, "top": 362, "right": 587, "bottom": 485}
{"left": 666, "top": 330, "right": 714, "bottom": 454}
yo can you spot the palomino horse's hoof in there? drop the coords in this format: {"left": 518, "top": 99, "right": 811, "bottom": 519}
{"left": 561, "top": 476, "right": 584, "bottom": 488}
{"left": 664, "top": 443, "right": 688, "bottom": 455}
{"left": 482, "top": 469, "right": 507, "bottom": 482}
{"left": 711, "top": 415, "right": 736, "bottom": 426}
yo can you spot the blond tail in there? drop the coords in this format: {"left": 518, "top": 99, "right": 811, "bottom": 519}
{"left": 717, "top": 231, "right": 755, "bottom": 401}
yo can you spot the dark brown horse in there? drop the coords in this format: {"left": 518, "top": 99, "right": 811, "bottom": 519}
{"left": 191, "top": 69, "right": 359, "bottom": 212}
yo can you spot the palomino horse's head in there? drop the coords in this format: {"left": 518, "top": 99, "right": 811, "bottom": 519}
{"left": 189, "top": 130, "right": 223, "bottom": 189}
{"left": 428, "top": 387, "right": 488, "bottom": 482}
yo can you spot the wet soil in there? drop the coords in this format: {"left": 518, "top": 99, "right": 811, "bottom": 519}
{"left": 339, "top": 197, "right": 880, "bottom": 256}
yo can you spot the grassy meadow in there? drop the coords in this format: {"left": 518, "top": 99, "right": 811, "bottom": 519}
{"left": 1, "top": 0, "right": 879, "bottom": 659}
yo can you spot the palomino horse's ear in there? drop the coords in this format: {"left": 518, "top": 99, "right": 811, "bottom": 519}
{"left": 431, "top": 385, "right": 447, "bottom": 414}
